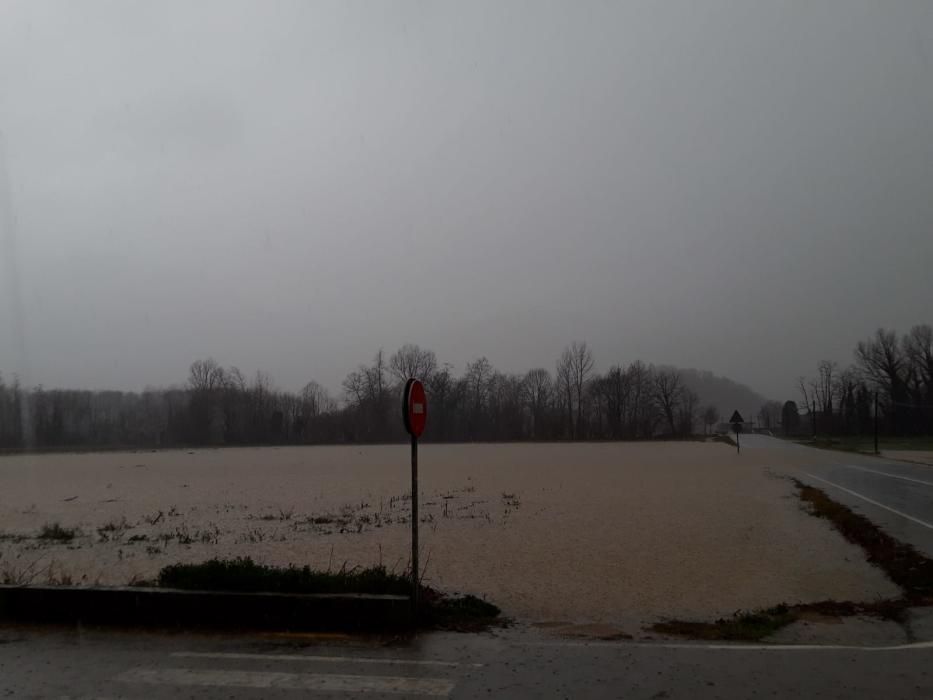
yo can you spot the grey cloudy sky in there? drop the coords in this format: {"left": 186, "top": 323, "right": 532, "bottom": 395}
{"left": 1, "top": 1, "right": 932, "bottom": 401}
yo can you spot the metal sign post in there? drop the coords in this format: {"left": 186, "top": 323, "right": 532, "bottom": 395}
{"left": 402, "top": 378, "right": 427, "bottom": 620}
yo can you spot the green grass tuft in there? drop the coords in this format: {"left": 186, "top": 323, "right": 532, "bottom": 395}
{"left": 653, "top": 605, "right": 795, "bottom": 642}
{"left": 157, "top": 557, "right": 411, "bottom": 595}
{"left": 154, "top": 557, "right": 502, "bottom": 629}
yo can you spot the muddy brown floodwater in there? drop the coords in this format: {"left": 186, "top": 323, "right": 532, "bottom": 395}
{"left": 0, "top": 442, "right": 898, "bottom": 628}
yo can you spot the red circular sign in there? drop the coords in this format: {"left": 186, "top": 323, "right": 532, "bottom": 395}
{"left": 403, "top": 378, "right": 427, "bottom": 438}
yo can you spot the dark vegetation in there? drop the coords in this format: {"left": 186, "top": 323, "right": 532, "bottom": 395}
{"left": 157, "top": 557, "right": 411, "bottom": 595}
{"left": 798, "top": 435, "right": 933, "bottom": 456}
{"left": 653, "top": 605, "right": 796, "bottom": 642}
{"left": 795, "top": 481, "right": 933, "bottom": 599}
{"left": 791, "top": 324, "right": 933, "bottom": 439}
{"left": 153, "top": 557, "right": 501, "bottom": 629}
{"left": 0, "top": 343, "right": 765, "bottom": 449}
{"left": 37, "top": 523, "right": 80, "bottom": 542}
{"left": 652, "top": 480, "right": 933, "bottom": 641}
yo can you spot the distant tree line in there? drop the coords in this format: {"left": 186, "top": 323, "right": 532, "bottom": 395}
{"left": 793, "top": 324, "right": 933, "bottom": 437}
{"left": 0, "top": 342, "right": 716, "bottom": 449}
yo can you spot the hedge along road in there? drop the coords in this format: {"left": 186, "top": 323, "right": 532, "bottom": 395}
{"left": 741, "top": 434, "right": 933, "bottom": 558}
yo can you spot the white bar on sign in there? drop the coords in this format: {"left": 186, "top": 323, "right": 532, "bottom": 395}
{"left": 413, "top": 404, "right": 424, "bottom": 414}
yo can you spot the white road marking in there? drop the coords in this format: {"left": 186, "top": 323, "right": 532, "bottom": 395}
{"left": 172, "top": 650, "right": 482, "bottom": 668}
{"left": 801, "top": 472, "right": 933, "bottom": 530}
{"left": 116, "top": 667, "right": 455, "bottom": 696}
{"left": 843, "top": 464, "right": 933, "bottom": 488}
{"left": 519, "top": 640, "right": 933, "bottom": 652}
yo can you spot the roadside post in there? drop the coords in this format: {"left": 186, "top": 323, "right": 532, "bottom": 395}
{"left": 402, "top": 378, "right": 427, "bottom": 620}
{"left": 873, "top": 392, "right": 879, "bottom": 455}
{"left": 729, "top": 410, "right": 744, "bottom": 454}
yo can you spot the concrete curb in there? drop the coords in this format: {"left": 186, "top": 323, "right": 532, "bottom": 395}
{"left": 0, "top": 584, "right": 411, "bottom": 631}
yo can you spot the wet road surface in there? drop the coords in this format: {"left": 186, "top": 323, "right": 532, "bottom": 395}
{"left": 1, "top": 625, "right": 932, "bottom": 699}
{"left": 742, "top": 434, "right": 933, "bottom": 557}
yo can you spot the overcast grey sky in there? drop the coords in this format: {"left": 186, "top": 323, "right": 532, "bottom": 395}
{"left": 1, "top": 1, "right": 932, "bottom": 400}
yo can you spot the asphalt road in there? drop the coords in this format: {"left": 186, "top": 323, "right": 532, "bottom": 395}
{"left": 741, "top": 434, "right": 933, "bottom": 557}
{"left": 1, "top": 625, "right": 932, "bottom": 699}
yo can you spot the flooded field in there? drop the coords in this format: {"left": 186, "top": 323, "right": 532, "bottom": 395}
{"left": 0, "top": 442, "right": 898, "bottom": 628}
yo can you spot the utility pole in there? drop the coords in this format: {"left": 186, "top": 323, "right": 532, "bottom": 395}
{"left": 873, "top": 391, "right": 879, "bottom": 455}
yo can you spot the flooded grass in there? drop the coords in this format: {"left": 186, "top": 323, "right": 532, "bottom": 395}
{"left": 652, "top": 481, "right": 933, "bottom": 641}
{"left": 37, "top": 523, "right": 80, "bottom": 542}
{"left": 653, "top": 605, "right": 796, "bottom": 641}
{"left": 794, "top": 480, "right": 933, "bottom": 599}
{"left": 0, "top": 443, "right": 901, "bottom": 625}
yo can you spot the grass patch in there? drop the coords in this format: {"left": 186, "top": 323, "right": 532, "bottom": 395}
{"left": 654, "top": 605, "right": 795, "bottom": 642}
{"left": 153, "top": 557, "right": 500, "bottom": 629}
{"left": 157, "top": 557, "right": 411, "bottom": 595}
{"left": 420, "top": 591, "right": 501, "bottom": 630}
{"left": 37, "top": 523, "right": 80, "bottom": 542}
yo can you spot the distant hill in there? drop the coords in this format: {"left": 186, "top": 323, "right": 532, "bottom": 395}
{"left": 670, "top": 367, "right": 770, "bottom": 424}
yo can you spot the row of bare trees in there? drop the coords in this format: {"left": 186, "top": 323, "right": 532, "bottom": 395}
{"left": 0, "top": 342, "right": 710, "bottom": 449}
{"left": 797, "top": 324, "right": 933, "bottom": 436}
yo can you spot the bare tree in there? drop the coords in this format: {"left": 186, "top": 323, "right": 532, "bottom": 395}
{"left": 797, "top": 376, "right": 818, "bottom": 435}
{"left": 757, "top": 400, "right": 782, "bottom": 431}
{"left": 555, "top": 349, "right": 574, "bottom": 438}
{"left": 187, "top": 358, "right": 226, "bottom": 443}
{"left": 556, "top": 342, "right": 594, "bottom": 440}
{"left": 301, "top": 380, "right": 335, "bottom": 416}
{"left": 904, "top": 325, "right": 933, "bottom": 425}
{"left": 815, "top": 360, "right": 837, "bottom": 418}
{"left": 522, "top": 368, "right": 552, "bottom": 439}
{"left": 188, "top": 358, "right": 225, "bottom": 392}
{"left": 855, "top": 328, "right": 907, "bottom": 397}
{"left": 677, "top": 388, "right": 700, "bottom": 436}
{"left": 702, "top": 404, "right": 720, "bottom": 435}
{"left": 570, "top": 343, "right": 594, "bottom": 438}
{"left": 904, "top": 325, "right": 933, "bottom": 387}
{"left": 464, "top": 357, "right": 493, "bottom": 436}
{"left": 653, "top": 367, "right": 684, "bottom": 436}
{"left": 626, "top": 360, "right": 656, "bottom": 438}
{"left": 388, "top": 344, "right": 437, "bottom": 384}
{"left": 855, "top": 328, "right": 911, "bottom": 433}
{"left": 342, "top": 369, "right": 366, "bottom": 408}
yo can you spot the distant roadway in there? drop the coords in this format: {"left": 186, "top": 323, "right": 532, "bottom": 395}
{"left": 741, "top": 434, "right": 933, "bottom": 557}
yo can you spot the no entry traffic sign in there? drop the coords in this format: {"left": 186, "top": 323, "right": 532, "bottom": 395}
{"left": 403, "top": 378, "right": 427, "bottom": 438}
{"left": 401, "top": 377, "right": 427, "bottom": 618}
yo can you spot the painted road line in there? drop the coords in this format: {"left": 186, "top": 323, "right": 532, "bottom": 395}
{"left": 802, "top": 472, "right": 933, "bottom": 531}
{"left": 519, "top": 640, "right": 933, "bottom": 652}
{"left": 843, "top": 464, "right": 933, "bottom": 488}
{"left": 172, "top": 651, "right": 482, "bottom": 668}
{"left": 116, "top": 667, "right": 455, "bottom": 696}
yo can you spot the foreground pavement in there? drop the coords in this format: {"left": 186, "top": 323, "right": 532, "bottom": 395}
{"left": 1, "top": 624, "right": 932, "bottom": 699}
